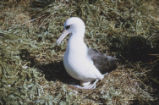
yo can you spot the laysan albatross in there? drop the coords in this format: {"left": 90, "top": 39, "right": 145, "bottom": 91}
{"left": 57, "top": 17, "right": 117, "bottom": 89}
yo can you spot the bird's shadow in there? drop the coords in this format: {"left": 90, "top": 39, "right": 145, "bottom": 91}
{"left": 19, "top": 49, "right": 79, "bottom": 85}
{"left": 37, "top": 61, "right": 79, "bottom": 85}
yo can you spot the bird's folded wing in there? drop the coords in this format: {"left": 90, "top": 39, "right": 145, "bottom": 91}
{"left": 88, "top": 48, "right": 117, "bottom": 74}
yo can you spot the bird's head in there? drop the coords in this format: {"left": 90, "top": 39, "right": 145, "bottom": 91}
{"left": 56, "top": 17, "right": 85, "bottom": 45}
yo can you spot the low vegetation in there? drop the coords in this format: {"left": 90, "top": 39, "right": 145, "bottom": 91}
{"left": 0, "top": 0, "right": 159, "bottom": 104}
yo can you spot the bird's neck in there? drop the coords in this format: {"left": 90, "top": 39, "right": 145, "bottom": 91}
{"left": 66, "top": 33, "right": 88, "bottom": 55}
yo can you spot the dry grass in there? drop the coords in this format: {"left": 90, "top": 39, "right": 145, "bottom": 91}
{"left": 0, "top": 0, "right": 159, "bottom": 105}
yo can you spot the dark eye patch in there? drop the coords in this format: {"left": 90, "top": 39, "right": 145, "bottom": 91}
{"left": 65, "top": 25, "right": 70, "bottom": 30}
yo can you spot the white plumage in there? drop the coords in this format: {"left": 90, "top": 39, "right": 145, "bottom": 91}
{"left": 57, "top": 17, "right": 117, "bottom": 89}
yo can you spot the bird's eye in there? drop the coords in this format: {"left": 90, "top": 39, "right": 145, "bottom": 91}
{"left": 65, "top": 25, "right": 70, "bottom": 30}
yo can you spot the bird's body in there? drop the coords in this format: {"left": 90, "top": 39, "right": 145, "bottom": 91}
{"left": 57, "top": 17, "right": 117, "bottom": 89}
{"left": 64, "top": 35, "right": 104, "bottom": 81}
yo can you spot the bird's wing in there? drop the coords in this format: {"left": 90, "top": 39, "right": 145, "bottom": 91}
{"left": 88, "top": 48, "right": 117, "bottom": 74}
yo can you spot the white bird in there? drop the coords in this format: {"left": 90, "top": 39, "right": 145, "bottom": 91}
{"left": 57, "top": 17, "right": 117, "bottom": 89}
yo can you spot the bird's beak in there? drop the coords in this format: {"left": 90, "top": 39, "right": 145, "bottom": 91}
{"left": 56, "top": 30, "right": 70, "bottom": 45}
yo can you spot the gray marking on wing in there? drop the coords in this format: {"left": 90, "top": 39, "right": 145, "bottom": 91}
{"left": 88, "top": 48, "right": 117, "bottom": 74}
